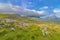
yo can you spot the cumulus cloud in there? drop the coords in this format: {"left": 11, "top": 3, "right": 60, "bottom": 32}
{"left": 0, "top": 3, "right": 46, "bottom": 16}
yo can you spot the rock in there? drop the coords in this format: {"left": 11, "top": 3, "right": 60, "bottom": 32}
{"left": 40, "top": 27, "right": 50, "bottom": 36}
{"left": 11, "top": 28, "right": 15, "bottom": 31}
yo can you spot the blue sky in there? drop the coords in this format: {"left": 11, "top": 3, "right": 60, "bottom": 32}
{"left": 0, "top": 0, "right": 60, "bottom": 18}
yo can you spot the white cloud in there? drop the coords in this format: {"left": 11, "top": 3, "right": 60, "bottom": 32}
{"left": 21, "top": 0, "right": 34, "bottom": 9}
{"left": 22, "top": 9, "right": 45, "bottom": 16}
{"left": 12, "top": 6, "right": 21, "bottom": 11}
{"left": 0, "top": 3, "right": 12, "bottom": 11}
{"left": 53, "top": 8, "right": 60, "bottom": 18}
{"left": 0, "top": 3, "right": 21, "bottom": 12}
{"left": 0, "top": 3, "right": 46, "bottom": 16}
{"left": 53, "top": 8, "right": 60, "bottom": 13}
{"left": 40, "top": 6, "right": 48, "bottom": 9}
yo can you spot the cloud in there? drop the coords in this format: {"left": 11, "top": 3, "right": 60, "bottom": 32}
{"left": 1, "top": 3, "right": 58, "bottom": 18}
{"left": 40, "top": 6, "right": 48, "bottom": 10}
{"left": 1, "top": 3, "right": 57, "bottom": 18}
{"left": 0, "top": 3, "right": 13, "bottom": 11}
{"left": 53, "top": 8, "right": 60, "bottom": 13}
{"left": 53, "top": 8, "right": 60, "bottom": 18}
{"left": 20, "top": 9, "right": 46, "bottom": 16}
{"left": 21, "top": 0, "right": 34, "bottom": 9}
{"left": 0, "top": 3, "right": 46, "bottom": 16}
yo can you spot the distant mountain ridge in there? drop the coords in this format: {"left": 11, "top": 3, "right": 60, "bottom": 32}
{"left": 0, "top": 13, "right": 60, "bottom": 24}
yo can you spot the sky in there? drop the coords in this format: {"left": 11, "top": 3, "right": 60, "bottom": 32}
{"left": 0, "top": 0, "right": 60, "bottom": 18}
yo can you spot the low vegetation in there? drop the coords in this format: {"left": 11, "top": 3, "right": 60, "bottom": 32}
{"left": 0, "top": 14, "right": 60, "bottom": 40}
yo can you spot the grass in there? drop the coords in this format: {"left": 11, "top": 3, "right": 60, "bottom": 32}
{"left": 0, "top": 24, "right": 60, "bottom": 40}
{"left": 0, "top": 14, "right": 60, "bottom": 40}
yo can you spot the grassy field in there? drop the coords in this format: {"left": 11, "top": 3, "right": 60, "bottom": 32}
{"left": 0, "top": 14, "right": 60, "bottom": 40}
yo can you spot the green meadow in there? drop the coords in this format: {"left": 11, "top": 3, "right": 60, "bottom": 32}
{"left": 0, "top": 14, "right": 60, "bottom": 40}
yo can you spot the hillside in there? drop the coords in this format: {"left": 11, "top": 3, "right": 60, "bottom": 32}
{"left": 0, "top": 14, "right": 60, "bottom": 40}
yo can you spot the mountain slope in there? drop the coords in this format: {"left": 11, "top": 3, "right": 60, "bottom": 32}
{"left": 0, "top": 14, "right": 60, "bottom": 40}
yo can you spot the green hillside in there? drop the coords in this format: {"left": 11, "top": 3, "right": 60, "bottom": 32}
{"left": 0, "top": 14, "right": 60, "bottom": 40}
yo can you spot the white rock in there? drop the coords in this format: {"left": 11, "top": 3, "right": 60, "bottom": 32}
{"left": 41, "top": 27, "right": 50, "bottom": 36}
{"left": 11, "top": 28, "right": 15, "bottom": 31}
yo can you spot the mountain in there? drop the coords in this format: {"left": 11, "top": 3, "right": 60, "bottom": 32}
{"left": 40, "top": 14, "right": 60, "bottom": 24}
{"left": 0, "top": 13, "right": 60, "bottom": 24}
